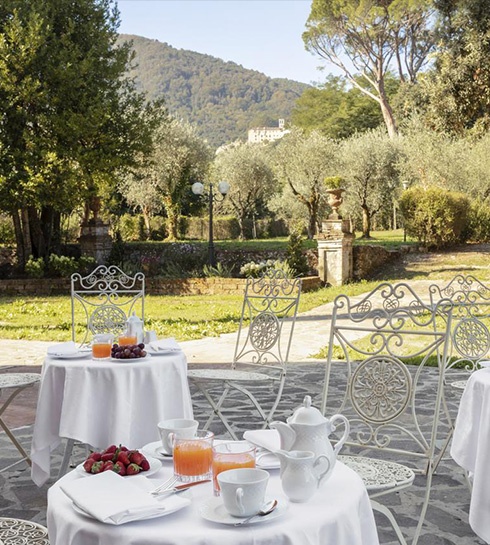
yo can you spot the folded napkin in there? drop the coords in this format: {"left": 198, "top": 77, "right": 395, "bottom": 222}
{"left": 243, "top": 429, "right": 281, "bottom": 452}
{"left": 61, "top": 471, "right": 189, "bottom": 525}
{"left": 148, "top": 338, "right": 181, "bottom": 353}
{"left": 47, "top": 341, "right": 79, "bottom": 357}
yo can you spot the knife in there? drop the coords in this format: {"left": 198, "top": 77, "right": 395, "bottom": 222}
{"left": 151, "top": 479, "right": 211, "bottom": 496}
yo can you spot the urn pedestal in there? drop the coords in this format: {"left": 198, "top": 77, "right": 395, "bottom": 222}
{"left": 316, "top": 219, "right": 354, "bottom": 287}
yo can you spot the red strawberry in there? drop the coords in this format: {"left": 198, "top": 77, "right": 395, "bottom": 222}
{"left": 129, "top": 451, "right": 145, "bottom": 466}
{"left": 103, "top": 461, "right": 115, "bottom": 472}
{"left": 105, "top": 444, "right": 117, "bottom": 453}
{"left": 120, "top": 445, "right": 129, "bottom": 452}
{"left": 90, "top": 452, "right": 102, "bottom": 462}
{"left": 117, "top": 451, "right": 131, "bottom": 466}
{"left": 126, "top": 463, "right": 141, "bottom": 476}
{"left": 101, "top": 452, "right": 114, "bottom": 462}
{"left": 113, "top": 461, "right": 127, "bottom": 476}
{"left": 83, "top": 459, "right": 95, "bottom": 473}
{"left": 90, "top": 461, "right": 104, "bottom": 474}
{"left": 140, "top": 459, "right": 150, "bottom": 471}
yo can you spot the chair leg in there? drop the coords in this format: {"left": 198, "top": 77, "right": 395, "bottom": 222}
{"left": 0, "top": 418, "right": 31, "bottom": 471}
{"left": 193, "top": 383, "right": 238, "bottom": 439}
{"left": 370, "top": 500, "right": 408, "bottom": 545}
{"left": 58, "top": 438, "right": 76, "bottom": 479}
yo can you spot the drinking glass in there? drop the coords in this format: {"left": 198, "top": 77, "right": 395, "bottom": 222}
{"left": 212, "top": 441, "right": 256, "bottom": 496}
{"left": 92, "top": 334, "right": 113, "bottom": 360}
{"left": 173, "top": 430, "right": 214, "bottom": 483}
{"left": 118, "top": 330, "right": 137, "bottom": 346}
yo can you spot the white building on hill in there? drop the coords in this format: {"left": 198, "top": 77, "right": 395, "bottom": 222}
{"left": 248, "top": 119, "right": 289, "bottom": 143}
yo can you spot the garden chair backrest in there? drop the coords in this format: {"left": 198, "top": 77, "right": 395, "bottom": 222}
{"left": 71, "top": 265, "right": 145, "bottom": 346}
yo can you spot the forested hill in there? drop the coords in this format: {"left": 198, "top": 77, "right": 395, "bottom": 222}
{"left": 118, "top": 34, "right": 310, "bottom": 148}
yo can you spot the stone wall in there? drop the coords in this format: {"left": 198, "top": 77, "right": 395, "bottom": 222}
{"left": 353, "top": 245, "right": 400, "bottom": 280}
{"left": 0, "top": 275, "right": 321, "bottom": 296}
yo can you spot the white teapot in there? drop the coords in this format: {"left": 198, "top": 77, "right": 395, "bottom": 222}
{"left": 271, "top": 395, "right": 349, "bottom": 482}
{"left": 275, "top": 449, "right": 331, "bottom": 503}
{"left": 126, "top": 312, "right": 144, "bottom": 344}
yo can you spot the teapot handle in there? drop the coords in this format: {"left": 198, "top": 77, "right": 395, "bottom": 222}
{"left": 313, "top": 454, "right": 331, "bottom": 488}
{"left": 330, "top": 414, "right": 350, "bottom": 456}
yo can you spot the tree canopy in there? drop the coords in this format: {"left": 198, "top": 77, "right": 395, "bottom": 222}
{"left": 0, "top": 0, "right": 155, "bottom": 265}
{"left": 303, "top": 0, "right": 435, "bottom": 137}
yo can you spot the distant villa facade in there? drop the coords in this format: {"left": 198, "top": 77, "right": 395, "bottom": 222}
{"left": 248, "top": 119, "right": 289, "bottom": 143}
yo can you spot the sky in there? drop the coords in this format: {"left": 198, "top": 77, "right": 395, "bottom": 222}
{"left": 117, "top": 0, "right": 334, "bottom": 85}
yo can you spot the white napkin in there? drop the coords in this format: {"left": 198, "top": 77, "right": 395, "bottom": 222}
{"left": 61, "top": 471, "right": 189, "bottom": 525}
{"left": 243, "top": 429, "right": 281, "bottom": 452}
{"left": 47, "top": 341, "right": 79, "bottom": 357}
{"left": 148, "top": 338, "right": 182, "bottom": 353}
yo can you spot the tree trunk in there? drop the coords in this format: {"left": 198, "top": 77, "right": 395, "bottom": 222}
{"left": 164, "top": 199, "right": 179, "bottom": 241}
{"left": 12, "top": 209, "right": 26, "bottom": 269}
{"left": 361, "top": 205, "right": 372, "bottom": 238}
{"left": 21, "top": 208, "right": 32, "bottom": 259}
{"left": 141, "top": 207, "right": 152, "bottom": 240}
{"left": 379, "top": 87, "right": 398, "bottom": 139}
{"left": 28, "top": 206, "right": 46, "bottom": 258}
{"left": 237, "top": 214, "right": 246, "bottom": 240}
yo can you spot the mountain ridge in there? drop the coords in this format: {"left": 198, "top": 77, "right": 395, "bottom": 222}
{"left": 118, "top": 34, "right": 310, "bottom": 148}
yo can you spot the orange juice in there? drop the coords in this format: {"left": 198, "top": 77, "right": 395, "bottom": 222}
{"left": 92, "top": 343, "right": 111, "bottom": 359}
{"left": 212, "top": 453, "right": 255, "bottom": 494}
{"left": 118, "top": 335, "right": 137, "bottom": 346}
{"left": 173, "top": 431, "right": 214, "bottom": 482}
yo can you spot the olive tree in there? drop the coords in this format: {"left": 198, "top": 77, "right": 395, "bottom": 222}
{"left": 272, "top": 128, "right": 338, "bottom": 239}
{"left": 119, "top": 117, "right": 212, "bottom": 240}
{"left": 339, "top": 128, "right": 398, "bottom": 238}
{"left": 213, "top": 143, "right": 276, "bottom": 239}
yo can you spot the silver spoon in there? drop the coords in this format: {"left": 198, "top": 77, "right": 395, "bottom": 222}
{"left": 233, "top": 499, "right": 278, "bottom": 526}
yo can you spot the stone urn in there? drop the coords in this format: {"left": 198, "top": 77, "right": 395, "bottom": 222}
{"left": 326, "top": 188, "right": 345, "bottom": 219}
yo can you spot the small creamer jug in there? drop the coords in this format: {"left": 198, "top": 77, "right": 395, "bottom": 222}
{"left": 275, "top": 449, "right": 331, "bottom": 503}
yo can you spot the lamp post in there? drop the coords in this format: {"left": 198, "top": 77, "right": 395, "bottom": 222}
{"left": 192, "top": 180, "right": 230, "bottom": 267}
{"left": 402, "top": 181, "right": 410, "bottom": 242}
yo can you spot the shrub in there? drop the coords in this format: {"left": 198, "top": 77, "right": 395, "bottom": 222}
{"left": 202, "top": 262, "right": 234, "bottom": 278}
{"left": 286, "top": 231, "right": 310, "bottom": 276}
{"left": 465, "top": 203, "right": 490, "bottom": 243}
{"left": 0, "top": 214, "right": 15, "bottom": 245}
{"left": 25, "top": 256, "right": 45, "bottom": 278}
{"left": 240, "top": 259, "right": 295, "bottom": 278}
{"left": 399, "top": 187, "right": 470, "bottom": 249}
{"left": 47, "top": 255, "right": 78, "bottom": 277}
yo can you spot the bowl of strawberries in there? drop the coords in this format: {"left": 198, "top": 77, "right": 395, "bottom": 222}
{"left": 80, "top": 444, "right": 161, "bottom": 477}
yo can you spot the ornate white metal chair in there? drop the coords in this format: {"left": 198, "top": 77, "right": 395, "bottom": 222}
{"left": 321, "top": 282, "right": 453, "bottom": 545}
{"left": 0, "top": 517, "right": 49, "bottom": 544}
{"left": 187, "top": 269, "right": 302, "bottom": 440}
{"left": 58, "top": 265, "right": 145, "bottom": 477}
{"left": 71, "top": 265, "right": 145, "bottom": 346}
{"left": 0, "top": 372, "right": 40, "bottom": 472}
{"left": 429, "top": 274, "right": 490, "bottom": 390}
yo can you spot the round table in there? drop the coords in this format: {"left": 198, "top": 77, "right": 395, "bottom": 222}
{"left": 47, "top": 460, "right": 379, "bottom": 545}
{"left": 451, "top": 368, "right": 490, "bottom": 543}
{"left": 31, "top": 351, "right": 193, "bottom": 486}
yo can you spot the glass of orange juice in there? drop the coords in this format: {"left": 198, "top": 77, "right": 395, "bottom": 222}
{"left": 173, "top": 430, "right": 214, "bottom": 483}
{"left": 118, "top": 331, "right": 137, "bottom": 345}
{"left": 92, "top": 334, "right": 113, "bottom": 360}
{"left": 212, "top": 441, "right": 256, "bottom": 496}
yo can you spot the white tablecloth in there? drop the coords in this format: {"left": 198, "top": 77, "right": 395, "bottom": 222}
{"left": 47, "top": 460, "right": 379, "bottom": 545}
{"left": 451, "top": 369, "right": 490, "bottom": 543}
{"left": 31, "top": 352, "right": 193, "bottom": 486}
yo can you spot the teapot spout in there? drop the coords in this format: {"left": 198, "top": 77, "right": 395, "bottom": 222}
{"left": 270, "top": 421, "right": 296, "bottom": 451}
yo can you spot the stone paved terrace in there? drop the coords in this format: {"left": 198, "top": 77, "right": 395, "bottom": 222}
{"left": 0, "top": 281, "right": 486, "bottom": 545}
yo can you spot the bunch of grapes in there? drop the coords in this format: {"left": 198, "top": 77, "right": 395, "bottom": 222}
{"left": 111, "top": 343, "right": 147, "bottom": 359}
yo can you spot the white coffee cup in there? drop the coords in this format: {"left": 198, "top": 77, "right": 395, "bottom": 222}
{"left": 157, "top": 418, "right": 199, "bottom": 454}
{"left": 217, "top": 468, "right": 269, "bottom": 517}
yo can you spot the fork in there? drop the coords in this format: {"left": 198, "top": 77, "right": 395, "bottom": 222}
{"left": 150, "top": 475, "right": 178, "bottom": 495}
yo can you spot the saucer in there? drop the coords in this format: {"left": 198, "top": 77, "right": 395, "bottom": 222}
{"left": 199, "top": 497, "right": 287, "bottom": 526}
{"left": 49, "top": 351, "right": 91, "bottom": 360}
{"left": 256, "top": 451, "right": 280, "bottom": 470}
{"left": 76, "top": 454, "right": 161, "bottom": 477}
{"left": 141, "top": 441, "right": 173, "bottom": 461}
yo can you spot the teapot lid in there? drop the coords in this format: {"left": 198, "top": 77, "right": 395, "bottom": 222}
{"left": 288, "top": 395, "right": 326, "bottom": 424}
{"left": 127, "top": 312, "right": 143, "bottom": 323}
